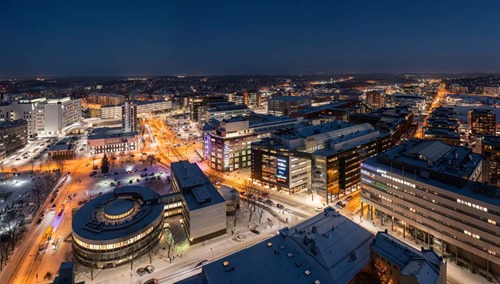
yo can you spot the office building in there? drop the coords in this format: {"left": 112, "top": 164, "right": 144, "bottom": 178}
{"left": 176, "top": 207, "right": 374, "bottom": 284}
{"left": 203, "top": 114, "right": 302, "bottom": 172}
{"left": 468, "top": 109, "right": 496, "bottom": 136}
{"left": 197, "top": 103, "right": 250, "bottom": 124}
{"left": 361, "top": 140, "right": 499, "bottom": 278}
{"left": 268, "top": 96, "right": 311, "bottom": 116}
{"left": 72, "top": 186, "right": 164, "bottom": 268}
{"left": 366, "top": 91, "right": 386, "bottom": 109}
{"left": 0, "top": 119, "right": 27, "bottom": 159}
{"left": 171, "top": 161, "right": 226, "bottom": 244}
{"left": 481, "top": 135, "right": 500, "bottom": 187}
{"left": 189, "top": 95, "right": 228, "bottom": 121}
{"left": 252, "top": 121, "right": 391, "bottom": 199}
{"left": 122, "top": 101, "right": 138, "bottom": 132}
{"left": 35, "top": 97, "right": 82, "bottom": 137}
{"left": 371, "top": 231, "right": 447, "bottom": 284}
{"left": 0, "top": 98, "right": 54, "bottom": 138}
{"left": 87, "top": 127, "right": 139, "bottom": 154}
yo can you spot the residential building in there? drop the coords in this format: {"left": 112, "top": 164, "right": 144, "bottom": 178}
{"left": 391, "top": 94, "right": 427, "bottom": 116}
{"left": 0, "top": 119, "right": 27, "bottom": 160}
{"left": 361, "top": 140, "right": 499, "bottom": 278}
{"left": 468, "top": 109, "right": 496, "bottom": 136}
{"left": 87, "top": 127, "right": 139, "bottom": 154}
{"left": 175, "top": 207, "right": 374, "bottom": 284}
{"left": 101, "top": 100, "right": 172, "bottom": 119}
{"left": 371, "top": 231, "right": 447, "bottom": 284}
{"left": 171, "top": 161, "right": 226, "bottom": 244}
{"left": 268, "top": 96, "right": 311, "bottom": 116}
{"left": 122, "top": 101, "right": 138, "bottom": 132}
{"left": 86, "top": 93, "right": 125, "bottom": 105}
{"left": 424, "top": 107, "right": 461, "bottom": 146}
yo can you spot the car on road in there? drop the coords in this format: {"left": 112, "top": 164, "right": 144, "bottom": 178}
{"left": 145, "top": 265, "right": 155, "bottom": 274}
{"left": 36, "top": 218, "right": 42, "bottom": 225}
{"left": 110, "top": 182, "right": 116, "bottom": 187}
{"left": 136, "top": 267, "right": 146, "bottom": 276}
{"left": 345, "top": 195, "right": 353, "bottom": 201}
{"left": 129, "top": 179, "right": 133, "bottom": 184}
{"left": 335, "top": 201, "right": 346, "bottom": 209}
{"left": 276, "top": 203, "right": 285, "bottom": 209}
{"left": 89, "top": 171, "right": 97, "bottom": 177}
{"left": 58, "top": 209, "right": 64, "bottom": 217}
{"left": 51, "top": 204, "right": 56, "bottom": 211}
{"left": 195, "top": 260, "right": 208, "bottom": 268}
{"left": 265, "top": 199, "right": 274, "bottom": 206}
{"left": 250, "top": 228, "right": 261, "bottom": 235}
{"left": 234, "top": 235, "right": 246, "bottom": 242}
{"left": 136, "top": 178, "right": 140, "bottom": 182}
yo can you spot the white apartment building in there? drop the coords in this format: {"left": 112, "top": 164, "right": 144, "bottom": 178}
{"left": 36, "top": 97, "right": 82, "bottom": 136}
{"left": 361, "top": 140, "right": 499, "bottom": 278}
{"left": 0, "top": 97, "right": 81, "bottom": 137}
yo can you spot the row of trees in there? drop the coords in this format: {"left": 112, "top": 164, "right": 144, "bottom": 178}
{"left": 0, "top": 211, "right": 27, "bottom": 270}
{"left": 100, "top": 153, "right": 161, "bottom": 174}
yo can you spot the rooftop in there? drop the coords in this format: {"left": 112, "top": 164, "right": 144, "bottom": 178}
{"left": 171, "top": 161, "right": 225, "bottom": 211}
{"left": 371, "top": 231, "right": 444, "bottom": 284}
{"left": 0, "top": 119, "right": 27, "bottom": 129}
{"left": 270, "top": 95, "right": 310, "bottom": 102}
{"left": 72, "top": 186, "right": 163, "bottom": 241}
{"left": 177, "top": 207, "right": 373, "bottom": 284}
{"left": 88, "top": 127, "right": 138, "bottom": 140}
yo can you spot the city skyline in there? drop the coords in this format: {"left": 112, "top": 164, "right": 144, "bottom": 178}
{"left": 2, "top": 0, "right": 500, "bottom": 76}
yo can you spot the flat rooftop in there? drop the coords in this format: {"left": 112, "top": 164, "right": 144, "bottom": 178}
{"left": 171, "top": 161, "right": 225, "bottom": 211}
{"left": 88, "top": 127, "right": 138, "bottom": 139}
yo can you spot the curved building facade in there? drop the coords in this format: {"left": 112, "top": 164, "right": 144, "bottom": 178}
{"left": 72, "top": 186, "right": 164, "bottom": 268}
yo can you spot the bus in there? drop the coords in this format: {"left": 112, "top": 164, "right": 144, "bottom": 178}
{"left": 38, "top": 226, "right": 53, "bottom": 253}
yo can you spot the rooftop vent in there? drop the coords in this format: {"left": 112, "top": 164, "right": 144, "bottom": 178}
{"left": 314, "top": 280, "right": 321, "bottom": 284}
{"left": 287, "top": 253, "right": 293, "bottom": 258}
{"left": 223, "top": 261, "right": 229, "bottom": 267}
{"left": 305, "top": 270, "right": 311, "bottom": 276}
{"left": 267, "top": 242, "right": 273, "bottom": 247}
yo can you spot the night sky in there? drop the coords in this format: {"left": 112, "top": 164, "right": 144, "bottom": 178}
{"left": 1, "top": 0, "right": 500, "bottom": 76}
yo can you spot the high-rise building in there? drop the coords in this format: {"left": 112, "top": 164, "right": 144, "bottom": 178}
{"left": 35, "top": 97, "right": 82, "bottom": 137}
{"left": 361, "top": 140, "right": 499, "bottom": 277}
{"left": 122, "top": 101, "right": 138, "bottom": 132}
{"left": 481, "top": 135, "right": 500, "bottom": 187}
{"left": 468, "top": 109, "right": 496, "bottom": 136}
{"left": 366, "top": 91, "right": 386, "bottom": 109}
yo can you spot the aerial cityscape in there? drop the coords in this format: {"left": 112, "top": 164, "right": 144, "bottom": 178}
{"left": 1, "top": 1, "right": 500, "bottom": 284}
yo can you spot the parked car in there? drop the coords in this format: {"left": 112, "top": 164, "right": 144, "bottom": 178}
{"left": 345, "top": 195, "right": 353, "bottom": 201}
{"left": 335, "top": 201, "right": 345, "bottom": 209}
{"left": 36, "top": 218, "right": 42, "bottom": 225}
{"left": 89, "top": 171, "right": 97, "bottom": 177}
{"left": 234, "top": 235, "right": 246, "bottom": 242}
{"left": 264, "top": 199, "right": 274, "bottom": 206}
{"left": 276, "top": 203, "right": 285, "bottom": 209}
{"left": 136, "top": 267, "right": 146, "bottom": 276}
{"left": 145, "top": 265, "right": 155, "bottom": 274}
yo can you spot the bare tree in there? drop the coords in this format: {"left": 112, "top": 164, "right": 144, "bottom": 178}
{"left": 163, "top": 230, "right": 176, "bottom": 262}
{"left": 2, "top": 211, "right": 27, "bottom": 251}
{"left": 119, "top": 151, "right": 125, "bottom": 167}
{"left": 0, "top": 235, "right": 9, "bottom": 270}
{"left": 109, "top": 153, "right": 116, "bottom": 170}
{"left": 206, "top": 169, "right": 224, "bottom": 186}
{"left": 244, "top": 181, "right": 259, "bottom": 222}
{"left": 146, "top": 243, "right": 159, "bottom": 264}
{"left": 146, "top": 155, "right": 157, "bottom": 166}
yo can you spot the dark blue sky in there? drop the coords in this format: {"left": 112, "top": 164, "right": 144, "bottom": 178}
{"left": 1, "top": 0, "right": 500, "bottom": 76}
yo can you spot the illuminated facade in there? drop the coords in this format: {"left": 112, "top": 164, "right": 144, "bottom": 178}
{"left": 361, "top": 140, "right": 499, "bottom": 278}
{"left": 72, "top": 186, "right": 164, "bottom": 268}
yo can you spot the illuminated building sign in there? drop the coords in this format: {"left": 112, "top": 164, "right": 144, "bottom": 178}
{"left": 276, "top": 156, "right": 288, "bottom": 184}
